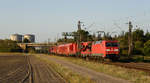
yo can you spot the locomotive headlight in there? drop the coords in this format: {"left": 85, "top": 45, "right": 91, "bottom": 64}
{"left": 114, "top": 49, "right": 118, "bottom": 51}
{"left": 106, "top": 49, "right": 110, "bottom": 51}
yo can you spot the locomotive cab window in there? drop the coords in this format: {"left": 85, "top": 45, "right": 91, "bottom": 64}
{"left": 106, "top": 42, "right": 118, "bottom": 47}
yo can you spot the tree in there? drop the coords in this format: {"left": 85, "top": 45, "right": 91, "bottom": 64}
{"left": 23, "top": 38, "right": 30, "bottom": 43}
{"left": 132, "top": 28, "right": 144, "bottom": 42}
{"left": 134, "top": 41, "right": 144, "bottom": 54}
{"left": 143, "top": 40, "right": 150, "bottom": 56}
{"left": 77, "top": 30, "right": 90, "bottom": 42}
{"left": 118, "top": 38, "right": 128, "bottom": 55}
{"left": 104, "top": 32, "right": 112, "bottom": 40}
{"left": 145, "top": 30, "right": 150, "bottom": 42}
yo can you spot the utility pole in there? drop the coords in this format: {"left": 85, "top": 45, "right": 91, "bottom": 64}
{"left": 78, "top": 21, "right": 82, "bottom": 42}
{"left": 77, "top": 21, "right": 82, "bottom": 56}
{"left": 128, "top": 21, "right": 133, "bottom": 56}
{"left": 78, "top": 21, "right": 81, "bottom": 30}
{"left": 62, "top": 21, "right": 82, "bottom": 56}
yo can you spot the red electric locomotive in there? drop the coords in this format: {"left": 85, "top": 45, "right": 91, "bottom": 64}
{"left": 80, "top": 40, "right": 119, "bottom": 59}
{"left": 91, "top": 40, "right": 119, "bottom": 59}
{"left": 80, "top": 42, "right": 92, "bottom": 57}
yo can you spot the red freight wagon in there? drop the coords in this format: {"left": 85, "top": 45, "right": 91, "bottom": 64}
{"left": 57, "top": 45, "right": 66, "bottom": 55}
{"left": 91, "top": 40, "right": 119, "bottom": 59}
{"left": 67, "top": 43, "right": 78, "bottom": 56}
{"left": 57, "top": 43, "right": 78, "bottom": 56}
{"left": 49, "top": 46, "right": 57, "bottom": 54}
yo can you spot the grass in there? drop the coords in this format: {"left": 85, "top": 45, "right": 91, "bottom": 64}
{"left": 48, "top": 55, "right": 150, "bottom": 83}
{"left": 34, "top": 54, "right": 95, "bottom": 83}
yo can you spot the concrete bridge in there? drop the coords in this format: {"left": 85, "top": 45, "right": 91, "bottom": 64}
{"left": 17, "top": 43, "right": 54, "bottom": 51}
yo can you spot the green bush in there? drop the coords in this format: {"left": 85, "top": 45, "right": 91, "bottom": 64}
{"left": 144, "top": 40, "right": 150, "bottom": 56}
{"left": 0, "top": 39, "right": 22, "bottom": 52}
{"left": 133, "top": 41, "right": 144, "bottom": 54}
{"left": 121, "top": 49, "right": 128, "bottom": 55}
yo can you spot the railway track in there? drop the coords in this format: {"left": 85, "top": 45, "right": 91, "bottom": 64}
{"left": 57, "top": 55, "right": 150, "bottom": 74}
{"left": 0, "top": 66, "right": 27, "bottom": 82}
{"left": 20, "top": 55, "right": 66, "bottom": 83}
{"left": 103, "top": 62, "right": 150, "bottom": 74}
{"left": 0, "top": 55, "right": 29, "bottom": 83}
{"left": 81, "top": 56, "right": 150, "bottom": 74}
{"left": 29, "top": 55, "right": 65, "bottom": 83}
{"left": 88, "top": 57, "right": 150, "bottom": 74}
{"left": 0, "top": 55, "right": 33, "bottom": 83}
{"left": 0, "top": 55, "right": 66, "bottom": 83}
{"left": 21, "top": 55, "right": 33, "bottom": 83}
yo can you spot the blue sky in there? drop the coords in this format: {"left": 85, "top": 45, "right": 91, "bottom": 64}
{"left": 0, "top": 0, "right": 150, "bottom": 42}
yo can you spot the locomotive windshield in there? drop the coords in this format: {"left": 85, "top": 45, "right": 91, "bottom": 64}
{"left": 106, "top": 42, "right": 118, "bottom": 47}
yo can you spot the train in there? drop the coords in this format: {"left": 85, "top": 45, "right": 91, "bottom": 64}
{"left": 49, "top": 40, "right": 120, "bottom": 60}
